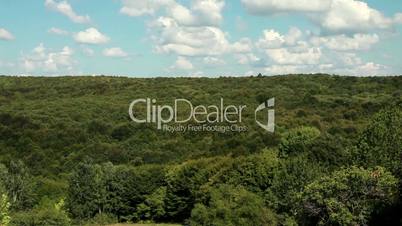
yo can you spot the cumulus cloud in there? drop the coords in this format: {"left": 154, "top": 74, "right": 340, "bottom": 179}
{"left": 310, "top": 34, "right": 379, "bottom": 51}
{"left": 143, "top": 1, "right": 251, "bottom": 59}
{"left": 73, "top": 28, "right": 110, "bottom": 44}
{"left": 45, "top": 0, "right": 91, "bottom": 24}
{"left": 256, "top": 27, "right": 304, "bottom": 49}
{"left": 119, "top": 0, "right": 394, "bottom": 76}
{"left": 203, "top": 56, "right": 225, "bottom": 66}
{"left": 119, "top": 0, "right": 171, "bottom": 16}
{"left": 102, "top": 47, "right": 128, "bottom": 57}
{"left": 267, "top": 47, "right": 322, "bottom": 65}
{"left": 120, "top": 0, "right": 262, "bottom": 74}
{"left": 21, "top": 43, "right": 75, "bottom": 73}
{"left": 48, "top": 27, "right": 69, "bottom": 35}
{"left": 264, "top": 65, "right": 302, "bottom": 75}
{"left": 231, "top": 38, "right": 253, "bottom": 53}
{"left": 317, "top": 0, "right": 394, "bottom": 33}
{"left": 251, "top": 28, "right": 387, "bottom": 76}
{"left": 262, "top": 60, "right": 387, "bottom": 76}
{"left": 256, "top": 30, "right": 285, "bottom": 49}
{"left": 241, "top": 0, "right": 332, "bottom": 14}
{"left": 120, "top": 0, "right": 225, "bottom": 27}
{"left": 0, "top": 28, "right": 14, "bottom": 41}
{"left": 120, "top": 0, "right": 229, "bottom": 59}
{"left": 235, "top": 53, "right": 260, "bottom": 65}
{"left": 152, "top": 17, "right": 230, "bottom": 56}
{"left": 242, "top": 0, "right": 402, "bottom": 34}
{"left": 192, "top": 0, "right": 225, "bottom": 25}
{"left": 394, "top": 13, "right": 402, "bottom": 24}
{"left": 355, "top": 62, "right": 386, "bottom": 76}
{"left": 171, "top": 56, "right": 194, "bottom": 70}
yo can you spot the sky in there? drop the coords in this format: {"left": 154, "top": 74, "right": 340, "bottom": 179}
{"left": 1, "top": 0, "right": 402, "bottom": 77}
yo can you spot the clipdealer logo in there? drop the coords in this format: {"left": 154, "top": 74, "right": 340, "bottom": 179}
{"left": 128, "top": 98, "right": 275, "bottom": 133}
{"left": 255, "top": 98, "right": 275, "bottom": 133}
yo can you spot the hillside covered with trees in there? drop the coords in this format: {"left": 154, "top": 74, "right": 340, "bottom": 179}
{"left": 0, "top": 74, "right": 401, "bottom": 225}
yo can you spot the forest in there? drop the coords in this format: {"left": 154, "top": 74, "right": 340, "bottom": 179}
{"left": 0, "top": 74, "right": 401, "bottom": 226}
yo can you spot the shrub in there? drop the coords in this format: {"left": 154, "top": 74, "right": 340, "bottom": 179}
{"left": 0, "top": 193, "right": 11, "bottom": 226}
{"left": 10, "top": 198, "right": 71, "bottom": 226}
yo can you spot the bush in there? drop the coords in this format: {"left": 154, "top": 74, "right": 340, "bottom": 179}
{"left": 10, "top": 198, "right": 71, "bottom": 226}
{"left": 81, "top": 213, "right": 118, "bottom": 226}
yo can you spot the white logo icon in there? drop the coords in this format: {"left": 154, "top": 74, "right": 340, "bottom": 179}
{"left": 255, "top": 98, "right": 275, "bottom": 132}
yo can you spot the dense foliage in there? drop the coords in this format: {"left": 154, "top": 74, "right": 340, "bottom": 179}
{"left": 0, "top": 74, "right": 401, "bottom": 225}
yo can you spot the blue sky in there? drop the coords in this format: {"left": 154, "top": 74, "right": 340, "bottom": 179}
{"left": 0, "top": 0, "right": 402, "bottom": 76}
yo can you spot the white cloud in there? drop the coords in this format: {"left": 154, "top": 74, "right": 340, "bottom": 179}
{"left": 254, "top": 28, "right": 322, "bottom": 66}
{"left": 121, "top": 0, "right": 254, "bottom": 74}
{"left": 355, "top": 62, "right": 386, "bottom": 76}
{"left": 21, "top": 43, "right": 75, "bottom": 73}
{"left": 261, "top": 61, "right": 387, "bottom": 76}
{"left": 120, "top": 0, "right": 172, "bottom": 16}
{"left": 48, "top": 27, "right": 69, "bottom": 35}
{"left": 249, "top": 27, "right": 388, "bottom": 76}
{"left": 183, "top": 0, "right": 225, "bottom": 26}
{"left": 310, "top": 33, "right": 379, "bottom": 51}
{"left": 73, "top": 28, "right": 110, "bottom": 44}
{"left": 235, "top": 53, "right": 260, "bottom": 65}
{"left": 264, "top": 65, "right": 301, "bottom": 75}
{"left": 256, "top": 29, "right": 285, "bottom": 49}
{"left": 231, "top": 38, "right": 253, "bottom": 53}
{"left": 118, "top": 0, "right": 395, "bottom": 76}
{"left": 285, "top": 27, "right": 303, "bottom": 45}
{"left": 256, "top": 27, "right": 304, "bottom": 49}
{"left": 317, "top": 0, "right": 394, "bottom": 33}
{"left": 45, "top": 0, "right": 91, "bottom": 24}
{"left": 203, "top": 56, "right": 225, "bottom": 66}
{"left": 337, "top": 52, "right": 363, "bottom": 66}
{"left": 0, "top": 28, "right": 14, "bottom": 41}
{"left": 394, "top": 13, "right": 402, "bottom": 24}
{"left": 120, "top": 0, "right": 225, "bottom": 27}
{"left": 102, "top": 47, "right": 128, "bottom": 57}
{"left": 241, "top": 0, "right": 332, "bottom": 14}
{"left": 171, "top": 56, "right": 194, "bottom": 70}
{"left": 242, "top": 0, "right": 402, "bottom": 34}
{"left": 152, "top": 17, "right": 230, "bottom": 56}
{"left": 267, "top": 47, "right": 322, "bottom": 65}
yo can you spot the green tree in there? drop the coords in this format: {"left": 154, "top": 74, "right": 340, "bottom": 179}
{"left": 66, "top": 162, "right": 105, "bottom": 219}
{"left": 354, "top": 107, "right": 402, "bottom": 177}
{"left": 0, "top": 161, "right": 35, "bottom": 211}
{"left": 189, "top": 185, "right": 278, "bottom": 226}
{"left": 164, "top": 157, "right": 231, "bottom": 221}
{"left": 266, "top": 154, "right": 324, "bottom": 213}
{"left": 136, "top": 187, "right": 167, "bottom": 221}
{"left": 210, "top": 150, "right": 280, "bottom": 193}
{"left": 0, "top": 177, "right": 10, "bottom": 226}
{"left": 300, "top": 166, "right": 398, "bottom": 226}
{"left": 279, "top": 127, "right": 320, "bottom": 156}
{"left": 0, "top": 193, "right": 11, "bottom": 226}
